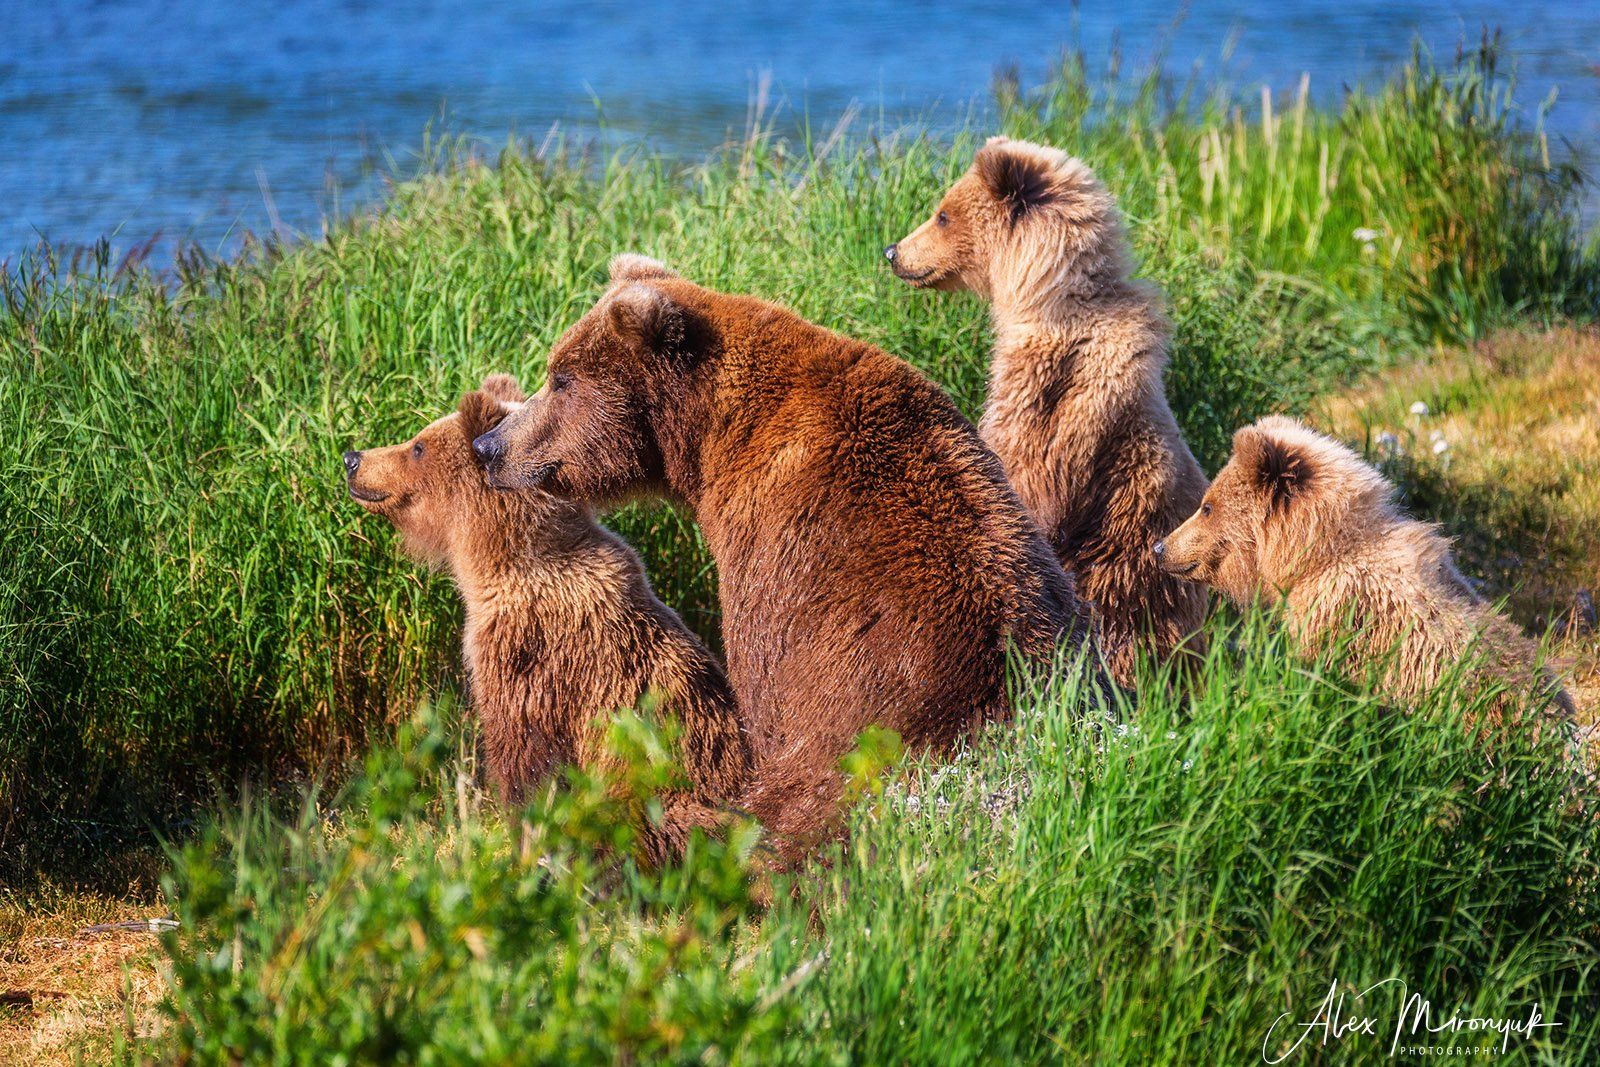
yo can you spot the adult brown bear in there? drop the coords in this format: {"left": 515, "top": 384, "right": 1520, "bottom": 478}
{"left": 473, "top": 256, "right": 1104, "bottom": 856}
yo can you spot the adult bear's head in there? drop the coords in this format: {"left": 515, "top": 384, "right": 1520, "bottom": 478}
{"left": 475, "top": 254, "right": 699, "bottom": 504}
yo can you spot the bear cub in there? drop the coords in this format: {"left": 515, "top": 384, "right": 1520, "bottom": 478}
{"left": 888, "top": 136, "right": 1209, "bottom": 683}
{"left": 344, "top": 374, "right": 752, "bottom": 863}
{"left": 1157, "top": 415, "right": 1574, "bottom": 731}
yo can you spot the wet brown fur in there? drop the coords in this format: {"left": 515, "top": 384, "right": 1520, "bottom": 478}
{"left": 1158, "top": 416, "right": 1575, "bottom": 730}
{"left": 477, "top": 257, "right": 1102, "bottom": 860}
{"left": 889, "top": 137, "right": 1209, "bottom": 683}
{"left": 345, "top": 374, "right": 752, "bottom": 864}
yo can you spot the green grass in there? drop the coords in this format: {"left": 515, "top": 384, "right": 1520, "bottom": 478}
{"left": 137, "top": 615, "right": 1600, "bottom": 1063}
{"left": 0, "top": 38, "right": 1596, "bottom": 901}
{"left": 2, "top": 38, "right": 1597, "bottom": 1062}
{"left": 1000, "top": 36, "right": 1598, "bottom": 342}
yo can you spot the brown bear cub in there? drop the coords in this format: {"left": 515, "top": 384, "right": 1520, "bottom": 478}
{"left": 888, "top": 136, "right": 1209, "bottom": 684}
{"left": 1156, "top": 415, "right": 1575, "bottom": 730}
{"left": 473, "top": 256, "right": 1102, "bottom": 859}
{"left": 344, "top": 374, "right": 752, "bottom": 864}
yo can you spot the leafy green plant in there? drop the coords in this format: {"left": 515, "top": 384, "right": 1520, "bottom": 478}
{"left": 149, "top": 699, "right": 780, "bottom": 1065}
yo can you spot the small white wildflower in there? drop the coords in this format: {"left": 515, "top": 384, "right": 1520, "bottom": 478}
{"left": 1376, "top": 430, "right": 1399, "bottom": 452}
{"left": 1432, "top": 438, "right": 1450, "bottom": 456}
{"left": 1166, "top": 731, "right": 1178, "bottom": 740}
{"left": 1352, "top": 227, "right": 1379, "bottom": 243}
{"left": 1182, "top": 759, "right": 1194, "bottom": 771}
{"left": 1409, "top": 400, "right": 1430, "bottom": 416}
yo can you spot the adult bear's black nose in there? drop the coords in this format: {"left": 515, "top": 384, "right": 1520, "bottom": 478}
{"left": 883, "top": 244, "right": 898, "bottom": 263}
{"left": 472, "top": 431, "right": 504, "bottom": 468}
{"left": 343, "top": 450, "right": 361, "bottom": 475}
{"left": 1152, "top": 540, "right": 1165, "bottom": 559}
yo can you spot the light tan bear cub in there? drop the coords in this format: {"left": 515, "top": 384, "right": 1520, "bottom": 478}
{"left": 1156, "top": 415, "right": 1575, "bottom": 730}
{"left": 887, "top": 136, "right": 1209, "bottom": 683}
{"left": 343, "top": 374, "right": 753, "bottom": 865}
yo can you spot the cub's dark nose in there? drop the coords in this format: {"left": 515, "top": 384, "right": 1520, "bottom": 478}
{"left": 343, "top": 450, "right": 361, "bottom": 475}
{"left": 1152, "top": 540, "right": 1165, "bottom": 559}
{"left": 472, "top": 431, "right": 504, "bottom": 468}
{"left": 883, "top": 243, "right": 898, "bottom": 263}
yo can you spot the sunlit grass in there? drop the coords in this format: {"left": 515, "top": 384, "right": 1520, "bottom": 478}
{"left": 2, "top": 38, "right": 1598, "bottom": 1063}
{"left": 134, "top": 616, "right": 1600, "bottom": 1063}
{"left": 1321, "top": 325, "right": 1600, "bottom": 717}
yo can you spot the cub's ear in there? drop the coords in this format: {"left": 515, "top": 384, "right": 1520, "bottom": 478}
{"left": 1252, "top": 435, "right": 1316, "bottom": 511}
{"left": 974, "top": 141, "right": 1058, "bottom": 224}
{"left": 477, "top": 373, "right": 525, "bottom": 403}
{"left": 458, "top": 389, "right": 512, "bottom": 449}
{"left": 609, "top": 253, "right": 678, "bottom": 284}
{"left": 606, "top": 283, "right": 686, "bottom": 354}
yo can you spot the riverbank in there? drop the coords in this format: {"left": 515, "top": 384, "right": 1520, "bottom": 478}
{"left": 2, "top": 46, "right": 1597, "bottom": 1062}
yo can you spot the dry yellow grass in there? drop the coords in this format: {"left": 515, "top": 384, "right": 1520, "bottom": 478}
{"left": 0, "top": 880, "right": 166, "bottom": 1063}
{"left": 1319, "top": 326, "right": 1600, "bottom": 720}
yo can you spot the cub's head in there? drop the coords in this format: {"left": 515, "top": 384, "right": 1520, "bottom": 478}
{"left": 343, "top": 374, "right": 526, "bottom": 564}
{"left": 473, "top": 254, "right": 695, "bottom": 504}
{"left": 1155, "top": 417, "right": 1393, "bottom": 603}
{"left": 885, "top": 137, "right": 1125, "bottom": 305}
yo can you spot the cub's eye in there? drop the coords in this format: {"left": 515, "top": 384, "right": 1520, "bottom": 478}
{"left": 1201, "top": 503, "right": 1213, "bottom": 517}
{"left": 411, "top": 442, "right": 425, "bottom": 460}
{"left": 936, "top": 211, "right": 950, "bottom": 228}
{"left": 550, "top": 372, "right": 573, "bottom": 393}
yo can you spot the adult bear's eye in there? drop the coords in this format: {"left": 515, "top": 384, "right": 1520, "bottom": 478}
{"left": 412, "top": 442, "right": 425, "bottom": 460}
{"left": 936, "top": 211, "right": 949, "bottom": 227}
{"left": 550, "top": 372, "right": 573, "bottom": 393}
{"left": 1201, "top": 503, "right": 1212, "bottom": 517}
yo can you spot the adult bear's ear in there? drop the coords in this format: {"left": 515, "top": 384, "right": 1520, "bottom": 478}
{"left": 1251, "top": 434, "right": 1316, "bottom": 512}
{"left": 458, "top": 389, "right": 512, "bottom": 449}
{"left": 607, "top": 284, "right": 686, "bottom": 355}
{"left": 477, "top": 373, "right": 524, "bottom": 403}
{"left": 974, "top": 140, "right": 1058, "bottom": 224}
{"left": 609, "top": 253, "right": 679, "bottom": 284}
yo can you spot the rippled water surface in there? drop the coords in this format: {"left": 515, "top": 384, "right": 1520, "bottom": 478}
{"left": 2, "top": 1, "right": 1596, "bottom": 261}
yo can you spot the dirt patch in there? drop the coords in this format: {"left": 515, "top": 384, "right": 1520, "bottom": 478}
{"left": 0, "top": 895, "right": 166, "bottom": 1063}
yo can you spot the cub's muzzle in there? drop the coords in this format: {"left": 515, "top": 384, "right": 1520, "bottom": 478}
{"left": 472, "top": 430, "right": 505, "bottom": 471}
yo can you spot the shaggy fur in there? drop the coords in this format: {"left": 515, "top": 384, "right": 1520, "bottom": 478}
{"left": 1157, "top": 416, "right": 1575, "bottom": 730}
{"left": 345, "top": 375, "right": 751, "bottom": 864}
{"left": 887, "top": 136, "right": 1209, "bottom": 683}
{"left": 474, "top": 257, "right": 1102, "bottom": 860}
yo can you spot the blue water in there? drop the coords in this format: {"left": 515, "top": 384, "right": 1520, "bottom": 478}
{"left": 2, "top": 1, "right": 1597, "bottom": 264}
